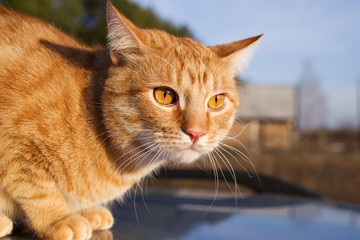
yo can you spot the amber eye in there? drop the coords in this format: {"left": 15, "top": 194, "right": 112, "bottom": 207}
{"left": 208, "top": 94, "right": 226, "bottom": 110}
{"left": 153, "top": 87, "right": 177, "bottom": 105}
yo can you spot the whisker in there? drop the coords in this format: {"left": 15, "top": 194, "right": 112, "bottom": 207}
{"left": 221, "top": 136, "right": 250, "bottom": 156}
{"left": 116, "top": 136, "right": 154, "bottom": 160}
{"left": 111, "top": 141, "right": 153, "bottom": 170}
{"left": 216, "top": 142, "right": 251, "bottom": 176}
{"left": 218, "top": 142, "right": 252, "bottom": 167}
{"left": 114, "top": 142, "right": 157, "bottom": 176}
{"left": 225, "top": 122, "right": 249, "bottom": 139}
{"left": 133, "top": 144, "right": 162, "bottom": 172}
{"left": 203, "top": 152, "right": 219, "bottom": 216}
{"left": 118, "top": 144, "right": 157, "bottom": 175}
{"left": 212, "top": 149, "right": 241, "bottom": 207}
{"left": 133, "top": 184, "right": 139, "bottom": 224}
{"left": 138, "top": 182, "right": 152, "bottom": 216}
{"left": 218, "top": 142, "right": 261, "bottom": 186}
{"left": 213, "top": 147, "right": 242, "bottom": 202}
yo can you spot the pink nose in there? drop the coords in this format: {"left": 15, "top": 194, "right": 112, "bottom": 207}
{"left": 183, "top": 128, "right": 206, "bottom": 144}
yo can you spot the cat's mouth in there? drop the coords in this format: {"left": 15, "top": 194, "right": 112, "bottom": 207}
{"left": 182, "top": 146, "right": 199, "bottom": 154}
{"left": 187, "top": 144, "right": 199, "bottom": 151}
{"left": 172, "top": 143, "right": 208, "bottom": 163}
{"left": 138, "top": 135, "right": 210, "bottom": 164}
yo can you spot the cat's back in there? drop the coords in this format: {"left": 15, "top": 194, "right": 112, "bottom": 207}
{"left": 0, "top": 5, "right": 86, "bottom": 81}
{"left": 0, "top": 5, "right": 82, "bottom": 50}
{"left": 0, "top": 6, "right": 43, "bottom": 63}
{"left": 0, "top": 5, "right": 47, "bottom": 43}
{"left": 0, "top": 6, "right": 92, "bottom": 92}
{"left": 0, "top": 6, "right": 93, "bottom": 136}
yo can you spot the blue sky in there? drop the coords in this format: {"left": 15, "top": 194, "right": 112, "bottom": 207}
{"left": 131, "top": 0, "right": 360, "bottom": 129}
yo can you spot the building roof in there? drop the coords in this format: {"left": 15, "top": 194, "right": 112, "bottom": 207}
{"left": 236, "top": 84, "right": 297, "bottom": 121}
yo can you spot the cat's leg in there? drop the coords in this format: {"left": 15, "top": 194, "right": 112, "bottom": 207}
{"left": 9, "top": 184, "right": 92, "bottom": 240}
{"left": 81, "top": 206, "right": 114, "bottom": 231}
{"left": 0, "top": 213, "right": 13, "bottom": 238}
{"left": 3, "top": 172, "right": 92, "bottom": 240}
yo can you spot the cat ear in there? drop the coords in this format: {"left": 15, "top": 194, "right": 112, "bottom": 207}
{"left": 210, "top": 34, "right": 263, "bottom": 72}
{"left": 106, "top": 2, "right": 146, "bottom": 64}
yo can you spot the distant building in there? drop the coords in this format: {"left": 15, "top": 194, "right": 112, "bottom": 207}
{"left": 228, "top": 84, "right": 298, "bottom": 152}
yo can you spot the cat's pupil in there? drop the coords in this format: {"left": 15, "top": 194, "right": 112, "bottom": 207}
{"left": 163, "top": 91, "right": 167, "bottom": 99}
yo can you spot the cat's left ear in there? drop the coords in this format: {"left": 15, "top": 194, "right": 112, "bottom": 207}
{"left": 106, "top": 2, "right": 147, "bottom": 64}
{"left": 210, "top": 34, "right": 263, "bottom": 71}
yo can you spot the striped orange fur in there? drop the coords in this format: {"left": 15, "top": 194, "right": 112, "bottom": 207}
{"left": 0, "top": 2, "right": 262, "bottom": 239}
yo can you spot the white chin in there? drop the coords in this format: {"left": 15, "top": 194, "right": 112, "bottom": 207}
{"left": 169, "top": 148, "right": 202, "bottom": 164}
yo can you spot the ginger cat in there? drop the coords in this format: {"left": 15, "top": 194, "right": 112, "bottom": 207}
{"left": 0, "top": 2, "right": 261, "bottom": 240}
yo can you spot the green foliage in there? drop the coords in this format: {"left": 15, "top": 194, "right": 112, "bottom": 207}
{"left": 0, "top": 0, "right": 193, "bottom": 46}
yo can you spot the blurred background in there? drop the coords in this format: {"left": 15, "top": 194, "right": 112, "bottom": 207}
{"left": 1, "top": 0, "right": 359, "bottom": 205}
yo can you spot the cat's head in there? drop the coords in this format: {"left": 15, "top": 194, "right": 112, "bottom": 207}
{"left": 102, "top": 2, "right": 262, "bottom": 167}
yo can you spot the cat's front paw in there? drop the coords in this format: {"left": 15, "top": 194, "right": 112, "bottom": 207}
{"left": 82, "top": 207, "right": 114, "bottom": 231}
{"left": 0, "top": 213, "right": 13, "bottom": 238}
{"left": 49, "top": 214, "right": 92, "bottom": 240}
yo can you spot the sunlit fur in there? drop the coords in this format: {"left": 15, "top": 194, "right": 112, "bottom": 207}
{"left": 0, "top": 3, "right": 261, "bottom": 240}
